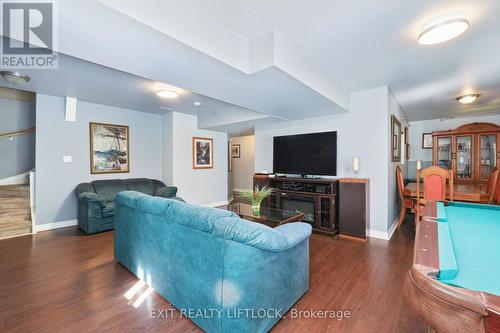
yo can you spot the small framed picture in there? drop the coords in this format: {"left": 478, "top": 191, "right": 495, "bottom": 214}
{"left": 422, "top": 133, "right": 433, "bottom": 149}
{"left": 231, "top": 144, "right": 241, "bottom": 158}
{"left": 391, "top": 115, "right": 401, "bottom": 162}
{"left": 193, "top": 137, "right": 213, "bottom": 169}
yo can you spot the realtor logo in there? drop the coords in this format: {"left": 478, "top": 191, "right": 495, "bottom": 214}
{"left": 1, "top": 1, "right": 58, "bottom": 69}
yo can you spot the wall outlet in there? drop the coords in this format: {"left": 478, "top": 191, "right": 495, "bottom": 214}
{"left": 63, "top": 155, "right": 72, "bottom": 163}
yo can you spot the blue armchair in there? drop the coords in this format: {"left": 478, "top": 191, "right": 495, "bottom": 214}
{"left": 75, "top": 178, "right": 181, "bottom": 234}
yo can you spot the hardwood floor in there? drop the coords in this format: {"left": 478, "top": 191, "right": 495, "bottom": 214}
{"left": 0, "top": 218, "right": 425, "bottom": 333}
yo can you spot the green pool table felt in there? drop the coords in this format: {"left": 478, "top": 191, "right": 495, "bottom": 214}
{"left": 437, "top": 202, "right": 500, "bottom": 296}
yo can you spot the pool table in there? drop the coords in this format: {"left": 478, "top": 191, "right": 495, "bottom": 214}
{"left": 406, "top": 201, "right": 500, "bottom": 333}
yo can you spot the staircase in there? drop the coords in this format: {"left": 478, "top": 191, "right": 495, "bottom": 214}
{"left": 0, "top": 185, "right": 31, "bottom": 239}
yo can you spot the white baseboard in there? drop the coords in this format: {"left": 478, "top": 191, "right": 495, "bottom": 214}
{"left": 34, "top": 219, "right": 78, "bottom": 233}
{"left": 0, "top": 171, "right": 30, "bottom": 186}
{"left": 387, "top": 217, "right": 399, "bottom": 240}
{"left": 367, "top": 229, "right": 390, "bottom": 240}
{"left": 232, "top": 188, "right": 247, "bottom": 193}
{"left": 200, "top": 200, "right": 230, "bottom": 208}
{"left": 367, "top": 218, "right": 398, "bottom": 241}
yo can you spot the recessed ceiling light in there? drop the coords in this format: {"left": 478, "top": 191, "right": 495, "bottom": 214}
{"left": 418, "top": 15, "right": 469, "bottom": 45}
{"left": 0, "top": 71, "right": 31, "bottom": 85}
{"left": 193, "top": 101, "right": 202, "bottom": 107}
{"left": 156, "top": 89, "right": 179, "bottom": 99}
{"left": 456, "top": 94, "right": 480, "bottom": 104}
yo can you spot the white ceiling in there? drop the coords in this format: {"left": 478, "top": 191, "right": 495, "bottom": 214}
{"left": 0, "top": 50, "right": 274, "bottom": 127}
{"left": 1, "top": 0, "right": 499, "bottom": 129}
{"left": 186, "top": 0, "right": 500, "bottom": 121}
{"left": 96, "top": 0, "right": 500, "bottom": 121}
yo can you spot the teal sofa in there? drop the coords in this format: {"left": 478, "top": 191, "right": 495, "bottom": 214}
{"left": 75, "top": 178, "right": 180, "bottom": 234}
{"left": 114, "top": 191, "right": 312, "bottom": 333}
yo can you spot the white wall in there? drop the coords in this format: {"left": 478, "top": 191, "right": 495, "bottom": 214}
{"left": 161, "top": 112, "right": 173, "bottom": 185}
{"left": 230, "top": 135, "right": 255, "bottom": 191}
{"left": 387, "top": 89, "right": 409, "bottom": 230}
{"left": 167, "top": 112, "right": 228, "bottom": 206}
{"left": 409, "top": 115, "right": 500, "bottom": 162}
{"left": 255, "top": 87, "right": 391, "bottom": 235}
{"left": 36, "top": 94, "right": 162, "bottom": 225}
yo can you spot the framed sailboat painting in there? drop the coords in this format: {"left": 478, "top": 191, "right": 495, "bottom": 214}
{"left": 90, "top": 122, "right": 130, "bottom": 174}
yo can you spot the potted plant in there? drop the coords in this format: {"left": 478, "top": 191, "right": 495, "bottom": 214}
{"left": 239, "top": 185, "right": 273, "bottom": 216}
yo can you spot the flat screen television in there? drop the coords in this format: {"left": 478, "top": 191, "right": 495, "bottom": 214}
{"left": 273, "top": 131, "right": 337, "bottom": 176}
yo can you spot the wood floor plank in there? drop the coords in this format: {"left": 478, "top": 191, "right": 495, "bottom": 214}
{"left": 0, "top": 219, "right": 424, "bottom": 332}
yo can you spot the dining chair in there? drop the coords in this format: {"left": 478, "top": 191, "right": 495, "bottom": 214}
{"left": 486, "top": 168, "right": 499, "bottom": 204}
{"left": 396, "top": 165, "right": 413, "bottom": 227}
{"left": 492, "top": 172, "right": 500, "bottom": 205}
{"left": 415, "top": 166, "right": 454, "bottom": 223}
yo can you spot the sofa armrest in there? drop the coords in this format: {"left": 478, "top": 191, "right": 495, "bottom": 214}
{"left": 155, "top": 186, "right": 178, "bottom": 198}
{"left": 78, "top": 192, "right": 106, "bottom": 205}
{"left": 274, "top": 222, "right": 312, "bottom": 250}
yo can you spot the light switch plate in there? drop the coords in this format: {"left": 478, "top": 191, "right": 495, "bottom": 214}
{"left": 63, "top": 155, "right": 72, "bottom": 163}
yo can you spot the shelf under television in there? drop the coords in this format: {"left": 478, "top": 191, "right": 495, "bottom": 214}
{"left": 272, "top": 188, "right": 336, "bottom": 198}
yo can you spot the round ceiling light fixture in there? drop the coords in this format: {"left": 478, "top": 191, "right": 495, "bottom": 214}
{"left": 156, "top": 89, "right": 179, "bottom": 99}
{"left": 418, "top": 15, "right": 469, "bottom": 45}
{"left": 0, "top": 71, "right": 31, "bottom": 85}
{"left": 193, "top": 101, "right": 202, "bottom": 107}
{"left": 456, "top": 93, "right": 480, "bottom": 104}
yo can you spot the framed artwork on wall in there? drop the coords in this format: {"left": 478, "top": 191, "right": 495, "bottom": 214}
{"left": 391, "top": 115, "right": 402, "bottom": 162}
{"left": 422, "top": 133, "right": 433, "bottom": 149}
{"left": 193, "top": 137, "right": 213, "bottom": 169}
{"left": 231, "top": 144, "right": 241, "bottom": 158}
{"left": 404, "top": 127, "right": 410, "bottom": 160}
{"left": 90, "top": 122, "right": 129, "bottom": 174}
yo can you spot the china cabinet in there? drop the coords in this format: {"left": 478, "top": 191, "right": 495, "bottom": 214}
{"left": 432, "top": 122, "right": 499, "bottom": 190}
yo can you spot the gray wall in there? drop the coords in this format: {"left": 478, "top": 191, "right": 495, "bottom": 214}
{"left": 0, "top": 98, "right": 35, "bottom": 180}
{"left": 36, "top": 94, "right": 162, "bottom": 225}
{"left": 255, "top": 87, "right": 390, "bottom": 235}
{"left": 387, "top": 88, "right": 409, "bottom": 230}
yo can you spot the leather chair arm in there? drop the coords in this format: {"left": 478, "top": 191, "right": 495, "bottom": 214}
{"left": 78, "top": 192, "right": 106, "bottom": 205}
{"left": 155, "top": 186, "right": 178, "bottom": 198}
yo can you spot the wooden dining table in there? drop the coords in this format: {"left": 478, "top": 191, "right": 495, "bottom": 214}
{"left": 403, "top": 182, "right": 489, "bottom": 203}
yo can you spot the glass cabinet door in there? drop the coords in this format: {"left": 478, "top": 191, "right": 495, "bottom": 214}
{"left": 478, "top": 134, "right": 498, "bottom": 181}
{"left": 455, "top": 136, "right": 473, "bottom": 180}
{"left": 436, "top": 137, "right": 452, "bottom": 170}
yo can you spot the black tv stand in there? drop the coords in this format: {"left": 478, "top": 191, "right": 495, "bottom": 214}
{"left": 254, "top": 174, "right": 339, "bottom": 236}
{"left": 275, "top": 174, "right": 322, "bottom": 179}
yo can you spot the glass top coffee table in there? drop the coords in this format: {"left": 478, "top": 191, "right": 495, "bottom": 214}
{"left": 222, "top": 203, "right": 305, "bottom": 228}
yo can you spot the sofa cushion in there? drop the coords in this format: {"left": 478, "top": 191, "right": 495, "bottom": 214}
{"left": 124, "top": 178, "right": 154, "bottom": 195}
{"left": 102, "top": 201, "right": 115, "bottom": 218}
{"left": 93, "top": 180, "right": 127, "bottom": 202}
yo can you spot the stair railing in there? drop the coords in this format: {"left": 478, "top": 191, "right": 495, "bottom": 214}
{"left": 0, "top": 126, "right": 35, "bottom": 140}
